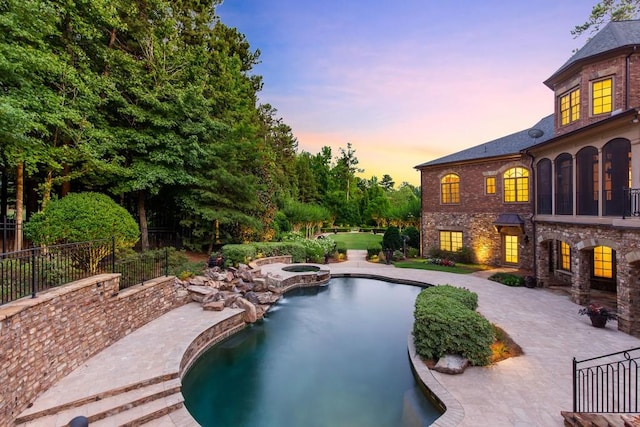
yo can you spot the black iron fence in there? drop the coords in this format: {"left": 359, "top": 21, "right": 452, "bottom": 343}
{"left": 0, "top": 239, "right": 168, "bottom": 305}
{"left": 1, "top": 216, "right": 17, "bottom": 254}
{"left": 573, "top": 347, "right": 640, "bottom": 413}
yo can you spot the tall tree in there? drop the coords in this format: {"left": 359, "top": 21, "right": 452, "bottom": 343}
{"left": 573, "top": 0, "right": 640, "bottom": 38}
{"left": 334, "top": 142, "right": 363, "bottom": 201}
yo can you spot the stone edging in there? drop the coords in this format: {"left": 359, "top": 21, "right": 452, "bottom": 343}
{"left": 408, "top": 335, "right": 464, "bottom": 426}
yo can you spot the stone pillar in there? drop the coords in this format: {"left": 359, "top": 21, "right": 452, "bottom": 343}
{"left": 536, "top": 240, "right": 550, "bottom": 288}
{"left": 618, "top": 261, "right": 640, "bottom": 337}
{"left": 571, "top": 249, "right": 591, "bottom": 305}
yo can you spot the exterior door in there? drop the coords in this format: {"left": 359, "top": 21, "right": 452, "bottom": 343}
{"left": 503, "top": 234, "right": 519, "bottom": 265}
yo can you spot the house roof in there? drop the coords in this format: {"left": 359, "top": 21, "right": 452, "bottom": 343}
{"left": 545, "top": 20, "right": 640, "bottom": 87}
{"left": 414, "top": 114, "right": 554, "bottom": 169}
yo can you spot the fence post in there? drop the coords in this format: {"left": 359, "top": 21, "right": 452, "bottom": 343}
{"left": 111, "top": 236, "right": 115, "bottom": 273}
{"left": 572, "top": 357, "right": 577, "bottom": 412}
{"left": 164, "top": 247, "right": 168, "bottom": 276}
{"left": 31, "top": 249, "right": 36, "bottom": 299}
{"left": 2, "top": 216, "right": 5, "bottom": 254}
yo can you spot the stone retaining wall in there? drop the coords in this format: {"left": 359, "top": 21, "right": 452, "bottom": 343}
{"left": 0, "top": 274, "right": 189, "bottom": 426}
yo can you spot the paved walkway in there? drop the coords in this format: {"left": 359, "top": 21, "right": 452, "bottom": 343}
{"left": 20, "top": 250, "right": 640, "bottom": 426}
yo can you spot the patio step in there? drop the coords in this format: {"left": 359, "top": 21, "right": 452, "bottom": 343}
{"left": 15, "top": 374, "right": 182, "bottom": 427}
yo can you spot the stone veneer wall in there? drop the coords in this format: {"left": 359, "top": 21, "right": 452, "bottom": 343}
{"left": 0, "top": 273, "right": 189, "bottom": 426}
{"left": 422, "top": 211, "right": 534, "bottom": 270}
{"left": 535, "top": 222, "right": 640, "bottom": 337}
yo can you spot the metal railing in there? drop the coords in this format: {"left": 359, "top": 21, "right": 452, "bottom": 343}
{"left": 0, "top": 239, "right": 168, "bottom": 305}
{"left": 624, "top": 188, "right": 640, "bottom": 218}
{"left": 573, "top": 347, "right": 640, "bottom": 413}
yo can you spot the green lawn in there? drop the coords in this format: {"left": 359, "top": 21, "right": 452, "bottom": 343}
{"left": 392, "top": 259, "right": 488, "bottom": 274}
{"left": 329, "top": 232, "right": 382, "bottom": 250}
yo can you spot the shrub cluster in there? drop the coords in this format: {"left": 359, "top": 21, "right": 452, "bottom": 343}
{"left": 221, "top": 233, "right": 338, "bottom": 266}
{"left": 413, "top": 285, "right": 494, "bottom": 366}
{"left": 367, "top": 243, "right": 382, "bottom": 259}
{"left": 426, "top": 258, "right": 456, "bottom": 267}
{"left": 488, "top": 272, "right": 525, "bottom": 287}
{"left": 427, "top": 246, "right": 473, "bottom": 264}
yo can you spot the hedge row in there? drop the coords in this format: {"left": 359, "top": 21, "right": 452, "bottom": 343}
{"left": 222, "top": 242, "right": 307, "bottom": 265}
{"left": 413, "top": 285, "right": 494, "bottom": 366}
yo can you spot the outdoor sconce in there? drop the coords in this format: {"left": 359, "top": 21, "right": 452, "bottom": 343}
{"left": 523, "top": 234, "right": 529, "bottom": 244}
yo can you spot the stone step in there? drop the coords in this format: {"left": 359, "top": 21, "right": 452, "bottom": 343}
{"left": 89, "top": 391, "right": 184, "bottom": 427}
{"left": 132, "top": 406, "right": 198, "bottom": 427}
{"left": 16, "top": 376, "right": 181, "bottom": 427}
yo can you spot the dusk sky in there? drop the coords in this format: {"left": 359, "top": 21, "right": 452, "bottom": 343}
{"left": 217, "top": 1, "right": 596, "bottom": 186}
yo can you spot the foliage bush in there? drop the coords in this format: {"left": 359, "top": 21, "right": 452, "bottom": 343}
{"left": 488, "top": 272, "right": 525, "bottom": 287}
{"left": 222, "top": 244, "right": 257, "bottom": 265}
{"left": 382, "top": 226, "right": 403, "bottom": 250}
{"left": 25, "top": 192, "right": 139, "bottom": 247}
{"left": 367, "top": 243, "right": 382, "bottom": 259}
{"left": 416, "top": 284, "right": 478, "bottom": 310}
{"left": 427, "top": 246, "right": 473, "bottom": 264}
{"left": 402, "top": 226, "right": 420, "bottom": 250}
{"left": 335, "top": 241, "right": 347, "bottom": 255}
{"left": 24, "top": 192, "right": 140, "bottom": 273}
{"left": 406, "top": 247, "right": 419, "bottom": 258}
{"left": 413, "top": 286, "right": 493, "bottom": 366}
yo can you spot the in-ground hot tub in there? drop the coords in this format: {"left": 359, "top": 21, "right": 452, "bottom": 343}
{"left": 281, "top": 264, "right": 321, "bottom": 273}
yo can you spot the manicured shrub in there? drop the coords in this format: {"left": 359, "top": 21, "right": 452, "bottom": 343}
{"left": 382, "top": 226, "right": 402, "bottom": 250}
{"left": 367, "top": 243, "right": 382, "bottom": 258}
{"left": 222, "top": 244, "right": 257, "bottom": 265}
{"left": 455, "top": 246, "right": 473, "bottom": 264}
{"left": 402, "top": 226, "right": 420, "bottom": 250}
{"left": 427, "top": 246, "right": 473, "bottom": 264}
{"left": 24, "top": 192, "right": 140, "bottom": 272}
{"left": 413, "top": 287, "right": 494, "bottom": 366}
{"left": 416, "top": 284, "right": 478, "bottom": 310}
{"left": 488, "top": 272, "right": 525, "bottom": 287}
{"left": 335, "top": 241, "right": 347, "bottom": 255}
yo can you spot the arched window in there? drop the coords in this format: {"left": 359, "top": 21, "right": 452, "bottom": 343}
{"left": 603, "top": 138, "right": 631, "bottom": 216}
{"left": 503, "top": 167, "right": 528, "bottom": 203}
{"left": 440, "top": 174, "right": 460, "bottom": 204}
{"left": 555, "top": 153, "right": 573, "bottom": 215}
{"left": 576, "top": 147, "right": 598, "bottom": 215}
{"left": 536, "top": 159, "right": 552, "bottom": 214}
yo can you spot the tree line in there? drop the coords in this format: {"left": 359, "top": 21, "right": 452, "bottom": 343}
{"left": 0, "top": 0, "right": 419, "bottom": 252}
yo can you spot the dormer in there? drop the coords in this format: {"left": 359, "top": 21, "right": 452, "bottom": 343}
{"left": 544, "top": 20, "right": 640, "bottom": 137}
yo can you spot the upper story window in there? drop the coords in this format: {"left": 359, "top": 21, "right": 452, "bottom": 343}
{"left": 503, "top": 167, "right": 528, "bottom": 203}
{"left": 441, "top": 173, "right": 460, "bottom": 204}
{"left": 592, "top": 78, "right": 612, "bottom": 115}
{"left": 485, "top": 176, "right": 496, "bottom": 194}
{"left": 560, "top": 87, "right": 580, "bottom": 125}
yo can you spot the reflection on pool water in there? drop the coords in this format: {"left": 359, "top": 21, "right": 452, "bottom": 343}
{"left": 182, "top": 277, "right": 442, "bottom": 427}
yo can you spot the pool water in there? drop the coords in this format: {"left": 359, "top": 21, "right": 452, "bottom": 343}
{"left": 182, "top": 277, "right": 441, "bottom": 427}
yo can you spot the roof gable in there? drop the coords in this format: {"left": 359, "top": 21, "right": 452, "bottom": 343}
{"left": 414, "top": 115, "right": 554, "bottom": 169}
{"left": 545, "top": 20, "right": 640, "bottom": 87}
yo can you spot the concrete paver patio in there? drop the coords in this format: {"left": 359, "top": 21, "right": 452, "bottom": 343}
{"left": 20, "top": 250, "right": 640, "bottom": 426}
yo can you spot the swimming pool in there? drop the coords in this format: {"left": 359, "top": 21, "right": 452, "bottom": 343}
{"left": 182, "top": 277, "right": 441, "bottom": 426}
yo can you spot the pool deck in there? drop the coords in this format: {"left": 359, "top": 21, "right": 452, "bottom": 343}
{"left": 17, "top": 250, "right": 640, "bottom": 426}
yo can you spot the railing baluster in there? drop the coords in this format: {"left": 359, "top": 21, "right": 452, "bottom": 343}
{"left": 574, "top": 347, "right": 640, "bottom": 414}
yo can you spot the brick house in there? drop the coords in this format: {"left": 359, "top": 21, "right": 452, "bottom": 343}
{"left": 415, "top": 20, "right": 640, "bottom": 336}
